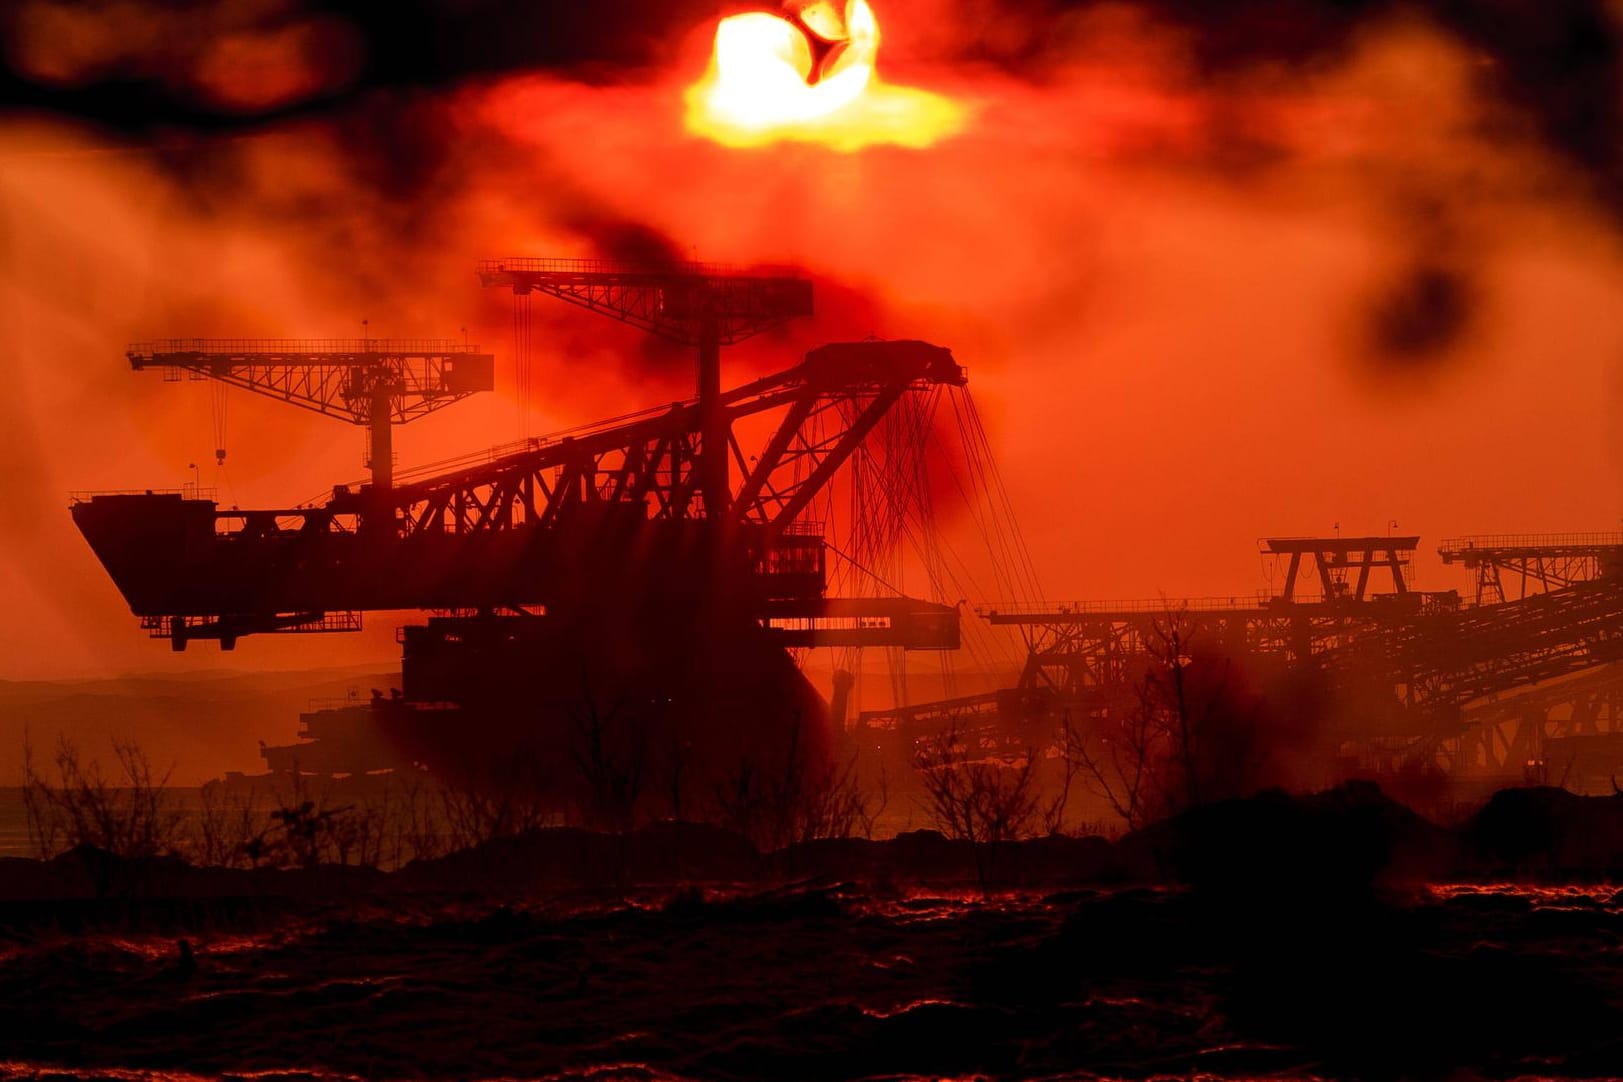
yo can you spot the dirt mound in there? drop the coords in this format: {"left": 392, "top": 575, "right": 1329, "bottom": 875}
{"left": 1122, "top": 780, "right": 1453, "bottom": 896}
{"left": 1466, "top": 785, "right": 1623, "bottom": 876}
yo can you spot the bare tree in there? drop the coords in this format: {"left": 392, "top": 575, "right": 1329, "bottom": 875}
{"left": 796, "top": 755, "right": 887, "bottom": 843}
{"left": 569, "top": 682, "right": 647, "bottom": 833}
{"left": 1039, "top": 716, "right": 1084, "bottom": 836}
{"left": 439, "top": 747, "right": 560, "bottom": 848}
{"left": 185, "top": 772, "right": 447, "bottom": 871}
{"left": 657, "top": 733, "right": 694, "bottom": 822}
{"left": 240, "top": 770, "right": 352, "bottom": 868}
{"left": 912, "top": 722, "right": 1041, "bottom": 845}
{"left": 1068, "top": 608, "right": 1243, "bottom": 831}
{"left": 186, "top": 781, "right": 263, "bottom": 868}
{"left": 386, "top": 771, "right": 452, "bottom": 864}
{"left": 19, "top": 734, "right": 61, "bottom": 859}
{"left": 714, "top": 713, "right": 883, "bottom": 850}
{"left": 22, "top": 733, "right": 183, "bottom": 861}
{"left": 1071, "top": 682, "right": 1169, "bottom": 832}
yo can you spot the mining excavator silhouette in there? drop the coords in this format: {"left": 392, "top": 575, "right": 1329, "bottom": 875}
{"left": 72, "top": 259, "right": 964, "bottom": 783}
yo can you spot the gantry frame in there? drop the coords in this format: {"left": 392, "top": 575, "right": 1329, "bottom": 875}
{"left": 127, "top": 339, "right": 495, "bottom": 489}
{"left": 477, "top": 257, "right": 814, "bottom": 517}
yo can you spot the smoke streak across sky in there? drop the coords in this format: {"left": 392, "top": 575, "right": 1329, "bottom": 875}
{"left": 3, "top": 0, "right": 1623, "bottom": 694}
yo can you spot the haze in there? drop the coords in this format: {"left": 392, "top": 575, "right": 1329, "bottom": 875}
{"left": 3, "top": 1, "right": 1620, "bottom": 704}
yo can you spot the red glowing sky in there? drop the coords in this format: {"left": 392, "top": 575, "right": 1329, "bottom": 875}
{"left": 4, "top": 0, "right": 1623, "bottom": 688}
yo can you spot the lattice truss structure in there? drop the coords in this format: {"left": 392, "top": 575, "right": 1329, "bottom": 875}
{"left": 974, "top": 537, "right": 1449, "bottom": 703}
{"left": 863, "top": 533, "right": 1623, "bottom": 780}
{"left": 72, "top": 341, "right": 968, "bottom": 649}
{"left": 1454, "top": 665, "right": 1623, "bottom": 778}
{"left": 1440, "top": 534, "right": 1623, "bottom": 606}
{"left": 127, "top": 339, "right": 494, "bottom": 424}
{"left": 475, "top": 258, "right": 813, "bottom": 345}
{"left": 324, "top": 340, "right": 966, "bottom": 543}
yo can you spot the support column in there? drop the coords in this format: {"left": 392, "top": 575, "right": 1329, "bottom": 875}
{"left": 697, "top": 312, "right": 728, "bottom": 517}
{"left": 369, "top": 390, "right": 393, "bottom": 491}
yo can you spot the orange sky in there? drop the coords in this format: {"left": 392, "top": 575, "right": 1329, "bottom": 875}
{"left": 3, "top": 2, "right": 1623, "bottom": 692}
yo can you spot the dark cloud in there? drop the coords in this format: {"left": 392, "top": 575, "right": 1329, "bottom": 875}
{"left": 0, "top": 0, "right": 717, "bottom": 131}
{"left": 7, "top": 0, "right": 1621, "bottom": 216}
{"left": 570, "top": 219, "right": 689, "bottom": 268}
{"left": 1356, "top": 191, "right": 1481, "bottom": 368}
{"left": 1094, "top": 0, "right": 1623, "bottom": 210}
{"left": 1368, "top": 260, "right": 1474, "bottom": 362}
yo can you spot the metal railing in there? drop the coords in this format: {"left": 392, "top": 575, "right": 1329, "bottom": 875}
{"left": 381, "top": 399, "right": 693, "bottom": 490}
{"left": 778, "top": 520, "right": 824, "bottom": 536}
{"left": 69, "top": 487, "right": 216, "bottom": 504}
{"left": 1439, "top": 533, "right": 1623, "bottom": 555}
{"left": 305, "top": 691, "right": 368, "bottom": 713}
{"left": 979, "top": 595, "right": 1275, "bottom": 619}
{"left": 137, "top": 611, "right": 360, "bottom": 636}
{"left": 129, "top": 338, "right": 484, "bottom": 357}
{"left": 976, "top": 590, "right": 1452, "bottom": 621}
{"left": 477, "top": 256, "right": 803, "bottom": 280}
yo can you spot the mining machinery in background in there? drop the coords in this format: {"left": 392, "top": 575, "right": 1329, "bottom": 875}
{"left": 71, "top": 261, "right": 1623, "bottom": 792}
{"left": 73, "top": 259, "right": 965, "bottom": 779}
{"left": 856, "top": 532, "right": 1623, "bottom": 791}
{"left": 1431, "top": 534, "right": 1623, "bottom": 777}
{"left": 1439, "top": 534, "right": 1623, "bottom": 606}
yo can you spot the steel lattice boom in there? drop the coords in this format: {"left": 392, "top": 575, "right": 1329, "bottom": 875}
{"left": 127, "top": 339, "right": 495, "bottom": 489}
{"left": 73, "top": 340, "right": 965, "bottom": 650}
{"left": 1439, "top": 534, "right": 1623, "bottom": 605}
{"left": 371, "top": 340, "right": 965, "bottom": 545}
{"left": 479, "top": 256, "right": 816, "bottom": 516}
{"left": 475, "top": 258, "right": 812, "bottom": 345}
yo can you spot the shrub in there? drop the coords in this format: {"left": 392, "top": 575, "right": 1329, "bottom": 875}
{"left": 912, "top": 723, "right": 1042, "bottom": 844}
{"left": 714, "top": 715, "right": 884, "bottom": 850}
{"left": 22, "top": 733, "right": 182, "bottom": 861}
